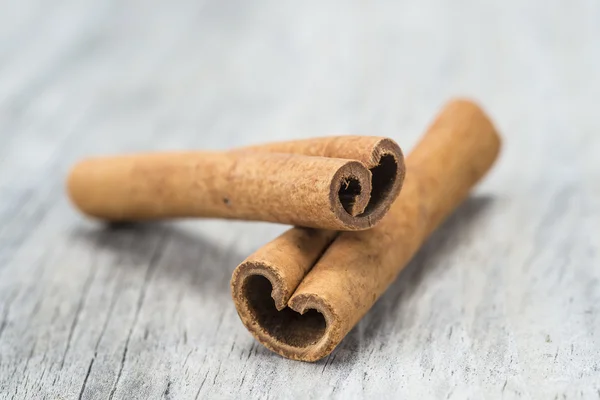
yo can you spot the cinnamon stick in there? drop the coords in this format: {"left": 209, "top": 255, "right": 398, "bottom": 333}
{"left": 231, "top": 99, "right": 502, "bottom": 361}
{"left": 67, "top": 137, "right": 404, "bottom": 231}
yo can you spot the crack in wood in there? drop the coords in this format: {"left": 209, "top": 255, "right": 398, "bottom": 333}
{"left": 108, "top": 233, "right": 167, "bottom": 400}
{"left": 60, "top": 261, "right": 98, "bottom": 370}
{"left": 77, "top": 355, "right": 95, "bottom": 400}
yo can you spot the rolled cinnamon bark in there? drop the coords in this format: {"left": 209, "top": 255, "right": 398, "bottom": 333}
{"left": 242, "top": 136, "right": 405, "bottom": 222}
{"left": 67, "top": 137, "right": 404, "bottom": 231}
{"left": 231, "top": 99, "right": 502, "bottom": 361}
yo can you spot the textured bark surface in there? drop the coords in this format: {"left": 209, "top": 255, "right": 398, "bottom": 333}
{"left": 68, "top": 136, "right": 404, "bottom": 230}
{"left": 1, "top": 1, "right": 599, "bottom": 398}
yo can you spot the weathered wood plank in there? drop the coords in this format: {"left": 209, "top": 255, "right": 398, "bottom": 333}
{"left": 1, "top": 1, "right": 599, "bottom": 398}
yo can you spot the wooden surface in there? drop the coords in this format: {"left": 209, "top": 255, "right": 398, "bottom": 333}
{"left": 1, "top": 1, "right": 599, "bottom": 398}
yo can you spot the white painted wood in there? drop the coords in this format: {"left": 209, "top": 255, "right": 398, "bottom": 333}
{"left": 0, "top": 1, "right": 599, "bottom": 398}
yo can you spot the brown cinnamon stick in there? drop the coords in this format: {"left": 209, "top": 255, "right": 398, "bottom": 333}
{"left": 67, "top": 137, "right": 404, "bottom": 231}
{"left": 231, "top": 99, "right": 502, "bottom": 361}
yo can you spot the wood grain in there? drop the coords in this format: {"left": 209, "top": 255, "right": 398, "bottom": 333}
{"left": 1, "top": 0, "right": 599, "bottom": 398}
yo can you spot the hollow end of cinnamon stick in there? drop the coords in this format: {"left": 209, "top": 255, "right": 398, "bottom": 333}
{"left": 327, "top": 138, "right": 405, "bottom": 230}
{"left": 231, "top": 261, "right": 341, "bottom": 362}
{"left": 230, "top": 227, "right": 339, "bottom": 361}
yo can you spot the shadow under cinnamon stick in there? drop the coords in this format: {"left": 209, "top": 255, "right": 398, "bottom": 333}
{"left": 327, "top": 195, "right": 496, "bottom": 364}
{"left": 70, "top": 222, "right": 246, "bottom": 300}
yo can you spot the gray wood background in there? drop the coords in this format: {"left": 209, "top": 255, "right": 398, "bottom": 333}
{"left": 1, "top": 0, "right": 599, "bottom": 398}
